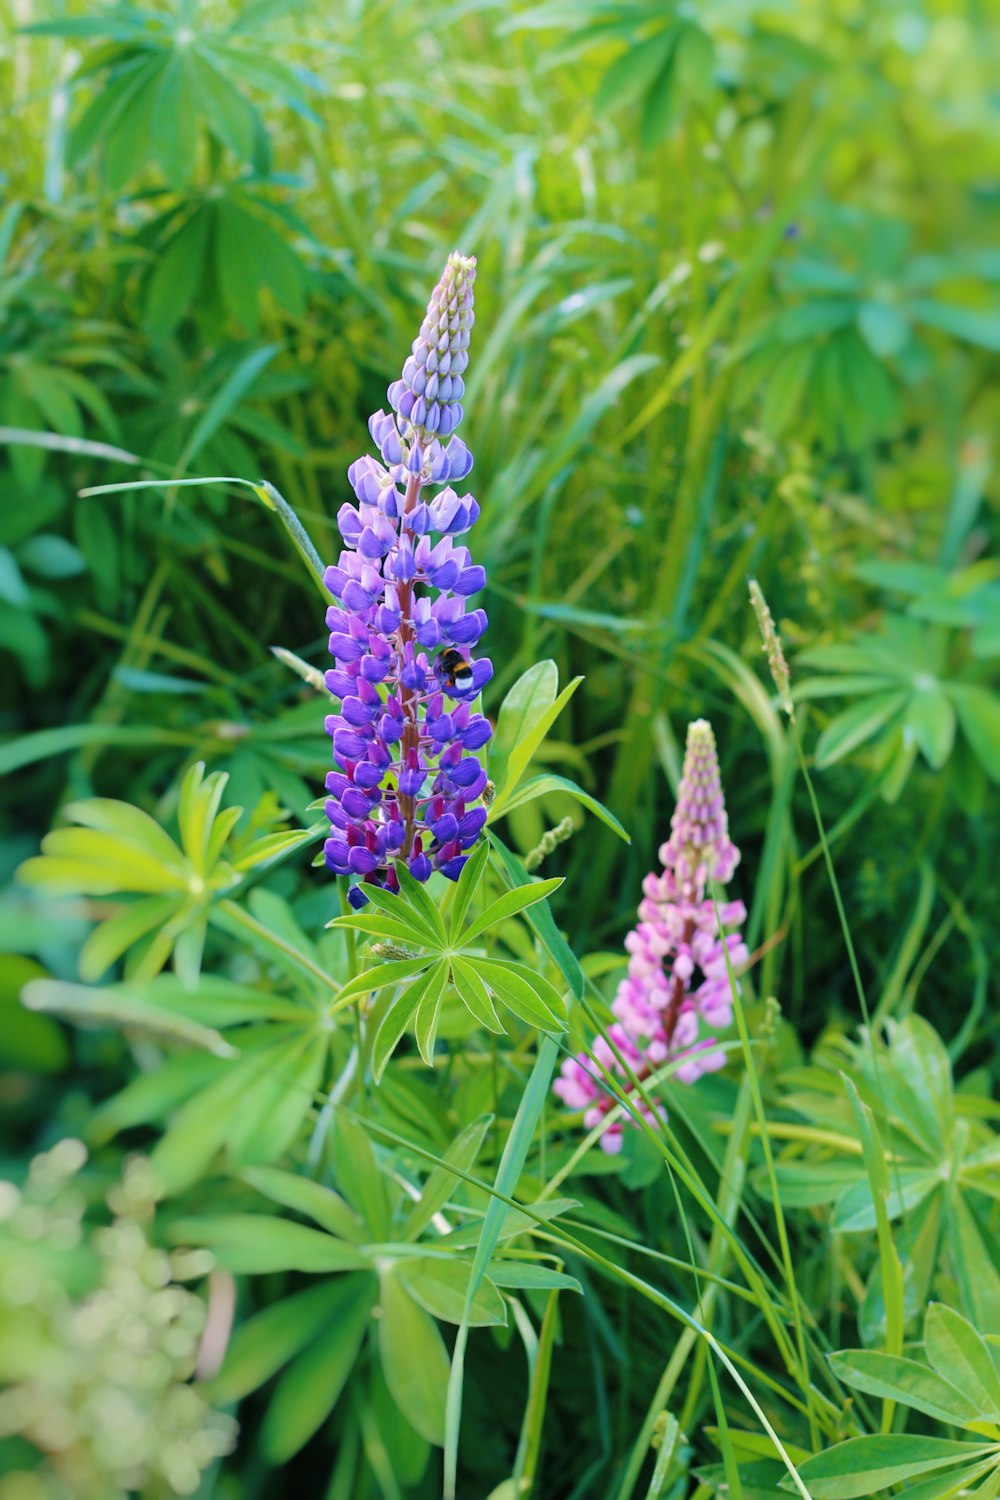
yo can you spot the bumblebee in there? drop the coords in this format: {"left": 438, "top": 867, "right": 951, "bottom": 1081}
{"left": 437, "top": 647, "right": 474, "bottom": 694}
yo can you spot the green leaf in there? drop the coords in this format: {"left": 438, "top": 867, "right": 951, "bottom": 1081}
{"left": 475, "top": 959, "right": 566, "bottom": 1033}
{"left": 89, "top": 1052, "right": 224, "bottom": 1145}
{"left": 827, "top": 1349, "right": 981, "bottom": 1424}
{"left": 20, "top": 979, "right": 235, "bottom": 1057}
{"left": 487, "top": 834, "right": 584, "bottom": 1002}
{"left": 224, "top": 1033, "right": 327, "bottom": 1168}
{"left": 844, "top": 1080, "right": 904, "bottom": 1363}
{"left": 168, "top": 1213, "right": 372, "bottom": 1274}
{"left": 885, "top": 1015, "right": 954, "bottom": 1156}
{"left": 924, "top": 1303, "right": 1000, "bottom": 1418}
{"left": 857, "top": 301, "right": 911, "bottom": 357}
{"left": 0, "top": 956, "right": 69, "bottom": 1073}
{"left": 335, "top": 880, "right": 440, "bottom": 947}
{"left": 191, "top": 52, "right": 258, "bottom": 161}
{"left": 16, "top": 534, "right": 86, "bottom": 578}
{"left": 488, "top": 661, "right": 559, "bottom": 793}
{"left": 444, "top": 1036, "right": 561, "bottom": 1492}
{"left": 260, "top": 1276, "right": 375, "bottom": 1462}
{"left": 488, "top": 1263, "right": 582, "bottom": 1294}
{"left": 815, "top": 691, "right": 909, "bottom": 767}
{"left": 447, "top": 838, "right": 491, "bottom": 943}
{"left": 19, "top": 826, "right": 189, "bottom": 895}
{"left": 209, "top": 1279, "right": 356, "bottom": 1404}
{"left": 331, "top": 1111, "right": 390, "bottom": 1238}
{"left": 371, "top": 964, "right": 443, "bottom": 1082}
{"left": 898, "top": 1460, "right": 1000, "bottom": 1500}
{"left": 214, "top": 197, "right": 305, "bottom": 326}
{"left": 947, "top": 1196, "right": 1000, "bottom": 1329}
{"left": 378, "top": 1267, "right": 451, "bottom": 1445}
{"left": 414, "top": 959, "right": 450, "bottom": 1066}
{"left": 394, "top": 860, "right": 449, "bottom": 944}
{"left": 831, "top": 1168, "right": 940, "bottom": 1233}
{"left": 241, "top": 1165, "right": 365, "bottom": 1242}
{"left": 145, "top": 206, "right": 211, "bottom": 335}
{"left": 63, "top": 796, "right": 188, "bottom": 867}
{"left": 0, "top": 724, "right": 189, "bottom": 778}
{"left": 152, "top": 52, "right": 197, "bottom": 185}
{"left": 451, "top": 957, "right": 504, "bottom": 1035}
{"left": 79, "top": 895, "right": 185, "bottom": 981}
{"left": 907, "top": 689, "right": 957, "bottom": 769}
{"left": 910, "top": 298, "right": 1000, "bottom": 352}
{"left": 459, "top": 878, "right": 564, "bottom": 947}
{"left": 951, "top": 686, "right": 1000, "bottom": 784}
{"left": 595, "top": 31, "right": 673, "bottom": 112}
{"left": 405, "top": 1115, "right": 492, "bottom": 1241}
{"left": 492, "top": 675, "right": 583, "bottom": 812}
{"left": 754, "top": 1161, "right": 864, "bottom": 1208}
{"left": 178, "top": 344, "right": 278, "bottom": 470}
{"left": 335, "top": 956, "right": 432, "bottom": 1007}
{"left": 230, "top": 826, "right": 315, "bottom": 871}
{"left": 397, "top": 1259, "right": 507, "bottom": 1328}
{"left": 498, "top": 772, "right": 630, "bottom": 841}
{"left": 638, "top": 42, "right": 678, "bottom": 151}
{"left": 786, "top": 1437, "right": 995, "bottom": 1498}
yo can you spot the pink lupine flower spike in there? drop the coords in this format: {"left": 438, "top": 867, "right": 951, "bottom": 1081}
{"left": 554, "top": 720, "right": 748, "bottom": 1153}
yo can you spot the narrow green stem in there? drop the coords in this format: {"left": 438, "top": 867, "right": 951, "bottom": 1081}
{"left": 711, "top": 882, "right": 820, "bottom": 1450}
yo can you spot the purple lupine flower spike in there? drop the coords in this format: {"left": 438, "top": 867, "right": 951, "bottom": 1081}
{"left": 553, "top": 720, "right": 747, "bottom": 1153}
{"left": 323, "top": 253, "right": 493, "bottom": 907}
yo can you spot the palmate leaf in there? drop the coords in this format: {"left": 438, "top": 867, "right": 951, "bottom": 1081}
{"left": 404, "top": 1115, "right": 492, "bottom": 1242}
{"left": 497, "top": 771, "right": 630, "bottom": 841}
{"left": 260, "top": 1277, "right": 374, "bottom": 1463}
{"left": 208, "top": 1279, "right": 356, "bottom": 1406}
{"left": 47, "top": 4, "right": 318, "bottom": 189}
{"left": 242, "top": 1165, "right": 365, "bottom": 1242}
{"left": 148, "top": 1026, "right": 328, "bottom": 1195}
{"left": 924, "top": 1303, "right": 1000, "bottom": 1419}
{"left": 371, "top": 968, "right": 438, "bottom": 1083}
{"left": 827, "top": 1349, "right": 983, "bottom": 1425}
{"left": 330, "top": 1111, "right": 391, "bottom": 1240}
{"left": 396, "top": 1259, "right": 507, "bottom": 1328}
{"left": 16, "top": 761, "right": 310, "bottom": 986}
{"left": 21, "top": 978, "right": 235, "bottom": 1057}
{"left": 168, "top": 1213, "right": 372, "bottom": 1275}
{"left": 814, "top": 691, "right": 909, "bottom": 767}
{"left": 414, "top": 961, "right": 450, "bottom": 1065}
{"left": 337, "top": 835, "right": 572, "bottom": 1072}
{"left": 951, "top": 686, "right": 1000, "bottom": 784}
{"left": 451, "top": 957, "right": 504, "bottom": 1035}
{"left": 448, "top": 839, "right": 491, "bottom": 941}
{"left": 472, "top": 959, "right": 566, "bottom": 1033}
{"left": 784, "top": 1436, "right": 998, "bottom": 1498}
{"left": 379, "top": 1266, "right": 451, "bottom": 1446}
{"left": 222, "top": 1032, "right": 327, "bottom": 1168}
{"left": 459, "top": 877, "right": 563, "bottom": 948}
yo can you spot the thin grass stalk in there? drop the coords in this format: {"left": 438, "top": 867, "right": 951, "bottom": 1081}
{"left": 711, "top": 883, "right": 820, "bottom": 1449}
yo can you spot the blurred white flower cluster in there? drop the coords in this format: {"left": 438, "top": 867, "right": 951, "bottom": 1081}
{"left": 0, "top": 1141, "right": 235, "bottom": 1499}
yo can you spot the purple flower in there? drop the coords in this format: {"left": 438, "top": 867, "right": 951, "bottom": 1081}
{"left": 553, "top": 720, "right": 746, "bottom": 1153}
{"left": 324, "top": 254, "right": 493, "bottom": 904}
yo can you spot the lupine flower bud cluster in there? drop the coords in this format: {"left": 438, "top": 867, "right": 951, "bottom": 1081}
{"left": 554, "top": 720, "right": 748, "bottom": 1152}
{"left": 323, "top": 254, "right": 493, "bottom": 908}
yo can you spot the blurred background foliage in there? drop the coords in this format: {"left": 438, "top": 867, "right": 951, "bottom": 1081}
{"left": 1, "top": 0, "right": 999, "bottom": 1494}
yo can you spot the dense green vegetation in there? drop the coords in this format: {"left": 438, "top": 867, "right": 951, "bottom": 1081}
{"left": 1, "top": 2, "right": 998, "bottom": 1497}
